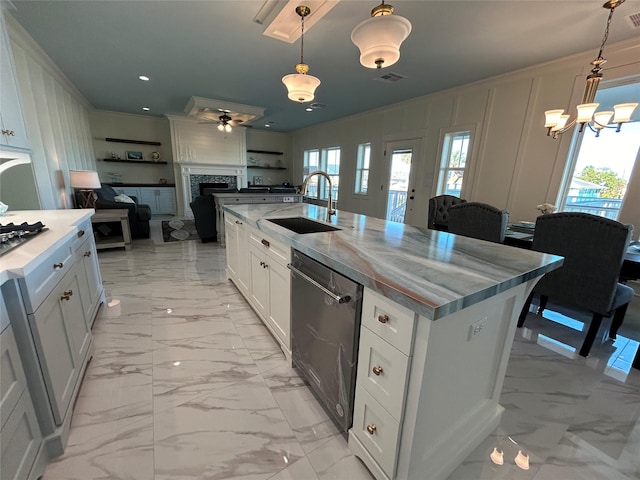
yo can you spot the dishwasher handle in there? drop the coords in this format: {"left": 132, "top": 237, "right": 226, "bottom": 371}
{"left": 288, "top": 264, "right": 352, "bottom": 304}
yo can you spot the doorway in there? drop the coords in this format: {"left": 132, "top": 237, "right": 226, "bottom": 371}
{"left": 384, "top": 139, "right": 420, "bottom": 224}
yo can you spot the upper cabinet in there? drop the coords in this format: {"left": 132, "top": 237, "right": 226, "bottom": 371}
{"left": 0, "top": 10, "right": 29, "bottom": 151}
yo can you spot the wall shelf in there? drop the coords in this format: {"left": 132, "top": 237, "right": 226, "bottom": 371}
{"left": 247, "top": 166, "right": 286, "bottom": 170}
{"left": 102, "top": 158, "right": 167, "bottom": 165}
{"left": 106, "top": 137, "right": 161, "bottom": 146}
{"left": 247, "top": 149, "right": 283, "bottom": 155}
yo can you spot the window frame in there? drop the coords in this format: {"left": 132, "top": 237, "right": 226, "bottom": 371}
{"left": 433, "top": 125, "right": 476, "bottom": 198}
{"left": 354, "top": 143, "right": 371, "bottom": 195}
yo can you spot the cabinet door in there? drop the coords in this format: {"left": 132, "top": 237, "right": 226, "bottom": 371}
{"left": 0, "top": 391, "right": 42, "bottom": 480}
{"left": 28, "top": 266, "right": 90, "bottom": 425}
{"left": 138, "top": 188, "right": 159, "bottom": 214}
{"left": 266, "top": 256, "right": 291, "bottom": 348}
{"left": 77, "top": 236, "right": 103, "bottom": 327}
{"left": 248, "top": 241, "right": 268, "bottom": 318}
{"left": 225, "top": 216, "right": 239, "bottom": 279}
{"left": 156, "top": 188, "right": 176, "bottom": 214}
{"left": 236, "top": 222, "right": 250, "bottom": 293}
{"left": 0, "top": 17, "right": 29, "bottom": 151}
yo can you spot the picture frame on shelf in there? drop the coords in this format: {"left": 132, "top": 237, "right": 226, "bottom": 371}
{"left": 253, "top": 176, "right": 263, "bottom": 185}
{"left": 126, "top": 151, "right": 143, "bottom": 160}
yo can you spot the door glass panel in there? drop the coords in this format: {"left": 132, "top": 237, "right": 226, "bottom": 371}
{"left": 386, "top": 148, "right": 412, "bottom": 222}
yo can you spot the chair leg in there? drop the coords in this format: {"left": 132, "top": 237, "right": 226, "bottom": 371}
{"left": 517, "top": 291, "right": 534, "bottom": 328}
{"left": 537, "top": 295, "right": 548, "bottom": 315}
{"left": 609, "top": 303, "right": 629, "bottom": 340}
{"left": 579, "top": 313, "right": 603, "bottom": 357}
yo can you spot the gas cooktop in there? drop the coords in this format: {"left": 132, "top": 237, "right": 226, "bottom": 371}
{"left": 0, "top": 221, "right": 48, "bottom": 256}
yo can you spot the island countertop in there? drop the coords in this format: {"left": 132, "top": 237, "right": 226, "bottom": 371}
{"left": 223, "top": 203, "right": 563, "bottom": 320}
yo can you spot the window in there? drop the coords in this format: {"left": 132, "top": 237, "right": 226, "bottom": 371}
{"left": 557, "top": 84, "right": 640, "bottom": 220}
{"left": 436, "top": 130, "right": 472, "bottom": 197}
{"left": 303, "top": 147, "right": 341, "bottom": 201}
{"left": 355, "top": 143, "right": 370, "bottom": 194}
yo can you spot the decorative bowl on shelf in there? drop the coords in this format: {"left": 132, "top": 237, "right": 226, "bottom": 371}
{"left": 151, "top": 152, "right": 161, "bottom": 161}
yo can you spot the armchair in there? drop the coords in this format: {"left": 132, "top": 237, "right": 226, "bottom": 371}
{"left": 189, "top": 195, "right": 217, "bottom": 243}
{"left": 517, "top": 212, "right": 634, "bottom": 357}
{"left": 91, "top": 184, "right": 151, "bottom": 239}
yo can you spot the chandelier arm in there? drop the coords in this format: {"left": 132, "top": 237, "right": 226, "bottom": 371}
{"left": 548, "top": 117, "right": 578, "bottom": 137}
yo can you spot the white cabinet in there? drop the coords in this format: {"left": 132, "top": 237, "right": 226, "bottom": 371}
{"left": 75, "top": 233, "right": 103, "bottom": 328}
{"left": 224, "top": 214, "right": 291, "bottom": 359}
{"left": 0, "top": 325, "right": 43, "bottom": 480}
{"left": 225, "top": 213, "right": 249, "bottom": 295}
{"left": 0, "top": 11, "right": 29, "bottom": 151}
{"left": 113, "top": 186, "right": 177, "bottom": 215}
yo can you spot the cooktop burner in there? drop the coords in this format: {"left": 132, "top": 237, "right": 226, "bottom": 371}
{"left": 0, "top": 221, "right": 48, "bottom": 256}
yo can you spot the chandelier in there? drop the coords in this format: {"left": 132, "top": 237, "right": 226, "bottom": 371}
{"left": 350, "top": 1, "right": 412, "bottom": 69}
{"left": 544, "top": 0, "right": 638, "bottom": 139}
{"left": 282, "top": 5, "right": 321, "bottom": 103}
{"left": 217, "top": 113, "right": 233, "bottom": 133}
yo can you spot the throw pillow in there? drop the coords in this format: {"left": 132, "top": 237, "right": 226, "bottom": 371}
{"left": 114, "top": 194, "right": 135, "bottom": 204}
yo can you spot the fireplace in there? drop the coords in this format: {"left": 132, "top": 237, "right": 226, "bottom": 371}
{"left": 178, "top": 163, "right": 247, "bottom": 218}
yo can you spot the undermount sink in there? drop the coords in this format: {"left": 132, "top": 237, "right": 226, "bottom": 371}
{"left": 267, "top": 217, "right": 341, "bottom": 234}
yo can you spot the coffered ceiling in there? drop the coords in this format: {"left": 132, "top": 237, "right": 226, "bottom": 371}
{"left": 8, "top": 1, "right": 640, "bottom": 132}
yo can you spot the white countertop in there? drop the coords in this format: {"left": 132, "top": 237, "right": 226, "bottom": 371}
{"left": 0, "top": 209, "right": 94, "bottom": 284}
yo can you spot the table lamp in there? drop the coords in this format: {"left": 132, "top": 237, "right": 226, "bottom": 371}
{"left": 70, "top": 170, "right": 101, "bottom": 208}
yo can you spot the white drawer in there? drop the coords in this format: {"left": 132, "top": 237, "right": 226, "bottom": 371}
{"left": 1, "top": 326, "right": 27, "bottom": 428}
{"left": 249, "top": 231, "right": 289, "bottom": 264}
{"left": 72, "top": 219, "right": 93, "bottom": 251}
{"left": 361, "top": 288, "right": 416, "bottom": 355}
{"left": 352, "top": 386, "right": 401, "bottom": 479}
{"left": 357, "top": 327, "right": 409, "bottom": 420}
{"left": 19, "top": 237, "right": 75, "bottom": 313}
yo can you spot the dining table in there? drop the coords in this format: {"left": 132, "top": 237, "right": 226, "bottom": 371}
{"left": 504, "top": 222, "right": 640, "bottom": 282}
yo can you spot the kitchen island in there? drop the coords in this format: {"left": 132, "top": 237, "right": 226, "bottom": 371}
{"left": 222, "top": 203, "right": 562, "bottom": 480}
{"left": 1, "top": 209, "right": 104, "bottom": 480}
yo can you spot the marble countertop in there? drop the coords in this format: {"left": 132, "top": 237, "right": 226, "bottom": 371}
{"left": 0, "top": 209, "right": 93, "bottom": 284}
{"left": 223, "top": 203, "right": 563, "bottom": 320}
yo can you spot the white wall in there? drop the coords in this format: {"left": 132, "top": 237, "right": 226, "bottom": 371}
{"left": 246, "top": 129, "right": 293, "bottom": 186}
{"left": 90, "top": 110, "right": 175, "bottom": 185}
{"left": 291, "top": 38, "right": 640, "bottom": 230}
{"left": 7, "top": 14, "right": 95, "bottom": 210}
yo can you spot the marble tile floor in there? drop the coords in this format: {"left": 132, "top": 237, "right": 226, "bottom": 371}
{"left": 42, "top": 237, "right": 640, "bottom": 480}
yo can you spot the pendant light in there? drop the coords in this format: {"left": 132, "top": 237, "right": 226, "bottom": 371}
{"left": 282, "top": 5, "right": 321, "bottom": 103}
{"left": 351, "top": 1, "right": 412, "bottom": 69}
{"left": 544, "top": 0, "right": 638, "bottom": 139}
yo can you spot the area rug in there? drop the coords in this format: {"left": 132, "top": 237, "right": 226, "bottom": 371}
{"left": 161, "top": 219, "right": 199, "bottom": 242}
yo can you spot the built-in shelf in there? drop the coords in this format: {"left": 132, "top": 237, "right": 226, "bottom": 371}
{"left": 247, "top": 166, "right": 286, "bottom": 170}
{"left": 247, "top": 149, "right": 284, "bottom": 155}
{"left": 102, "top": 158, "right": 168, "bottom": 165}
{"left": 106, "top": 137, "right": 162, "bottom": 146}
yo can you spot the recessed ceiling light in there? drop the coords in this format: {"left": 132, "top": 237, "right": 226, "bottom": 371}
{"left": 142, "top": 107, "right": 150, "bottom": 111}
{"left": 139, "top": 75, "right": 150, "bottom": 81}
{"left": 265, "top": 123, "right": 271, "bottom": 127}
{"left": 305, "top": 107, "right": 313, "bottom": 112}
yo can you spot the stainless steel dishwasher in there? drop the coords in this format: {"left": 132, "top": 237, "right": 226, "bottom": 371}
{"left": 289, "top": 249, "right": 363, "bottom": 433}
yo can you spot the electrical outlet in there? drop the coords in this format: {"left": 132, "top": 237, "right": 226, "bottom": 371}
{"left": 468, "top": 317, "right": 487, "bottom": 341}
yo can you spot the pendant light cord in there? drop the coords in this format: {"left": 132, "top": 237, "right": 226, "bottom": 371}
{"left": 300, "top": 12, "right": 305, "bottom": 64}
{"left": 594, "top": 6, "right": 615, "bottom": 63}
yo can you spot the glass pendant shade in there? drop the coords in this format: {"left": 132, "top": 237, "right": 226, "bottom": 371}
{"left": 551, "top": 115, "right": 570, "bottom": 132}
{"left": 613, "top": 103, "right": 639, "bottom": 123}
{"left": 544, "top": 109, "right": 564, "bottom": 128}
{"left": 576, "top": 103, "right": 599, "bottom": 123}
{"left": 351, "top": 14, "right": 412, "bottom": 69}
{"left": 282, "top": 68, "right": 321, "bottom": 103}
{"left": 593, "top": 110, "right": 614, "bottom": 128}
{"left": 217, "top": 123, "right": 224, "bottom": 131}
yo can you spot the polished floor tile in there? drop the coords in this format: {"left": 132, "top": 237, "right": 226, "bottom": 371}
{"left": 42, "top": 231, "right": 640, "bottom": 480}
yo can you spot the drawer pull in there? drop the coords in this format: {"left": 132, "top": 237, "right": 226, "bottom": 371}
{"left": 2, "top": 129, "right": 15, "bottom": 136}
{"left": 83, "top": 251, "right": 92, "bottom": 257}
{"left": 60, "top": 290, "right": 73, "bottom": 301}
{"left": 261, "top": 239, "right": 270, "bottom": 247}
{"left": 378, "top": 314, "right": 389, "bottom": 324}
{"left": 53, "top": 262, "right": 64, "bottom": 270}
{"left": 235, "top": 220, "right": 243, "bottom": 225}
{"left": 263, "top": 263, "right": 268, "bottom": 269}
{"left": 260, "top": 261, "right": 265, "bottom": 267}
{"left": 366, "top": 424, "right": 377, "bottom": 435}
{"left": 372, "top": 365, "right": 384, "bottom": 376}
{"left": 77, "top": 229, "right": 85, "bottom": 238}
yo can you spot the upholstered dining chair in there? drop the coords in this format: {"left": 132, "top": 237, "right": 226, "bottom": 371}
{"left": 447, "top": 201, "right": 509, "bottom": 243}
{"left": 517, "top": 212, "right": 634, "bottom": 357}
{"left": 427, "top": 195, "right": 467, "bottom": 231}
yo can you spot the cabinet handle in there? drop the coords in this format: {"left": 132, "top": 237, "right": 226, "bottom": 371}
{"left": 60, "top": 289, "right": 73, "bottom": 301}
{"left": 261, "top": 239, "right": 270, "bottom": 247}
{"left": 77, "top": 229, "right": 85, "bottom": 238}
{"left": 378, "top": 314, "right": 389, "bottom": 324}
{"left": 235, "top": 220, "right": 243, "bottom": 225}
{"left": 53, "top": 262, "right": 64, "bottom": 270}
{"left": 2, "top": 129, "right": 15, "bottom": 136}
{"left": 372, "top": 365, "right": 384, "bottom": 376}
{"left": 83, "top": 251, "right": 91, "bottom": 257}
{"left": 263, "top": 263, "right": 268, "bottom": 269}
{"left": 366, "top": 424, "right": 377, "bottom": 435}
{"left": 260, "top": 261, "right": 265, "bottom": 267}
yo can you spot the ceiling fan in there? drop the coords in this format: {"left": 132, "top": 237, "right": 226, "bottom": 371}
{"left": 197, "top": 108, "right": 249, "bottom": 132}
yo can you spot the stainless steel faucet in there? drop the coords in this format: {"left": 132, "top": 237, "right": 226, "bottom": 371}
{"left": 300, "top": 170, "right": 335, "bottom": 222}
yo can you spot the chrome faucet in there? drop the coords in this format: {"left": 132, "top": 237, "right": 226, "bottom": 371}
{"left": 300, "top": 170, "right": 335, "bottom": 222}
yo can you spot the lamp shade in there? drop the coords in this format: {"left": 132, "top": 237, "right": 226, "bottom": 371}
{"left": 282, "top": 73, "right": 321, "bottom": 103}
{"left": 70, "top": 170, "right": 101, "bottom": 189}
{"left": 351, "top": 14, "right": 412, "bottom": 69}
